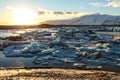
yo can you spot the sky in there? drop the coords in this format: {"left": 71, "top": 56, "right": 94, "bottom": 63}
{"left": 0, "top": 0, "right": 120, "bottom": 25}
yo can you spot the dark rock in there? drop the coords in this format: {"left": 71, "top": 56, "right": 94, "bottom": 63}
{"left": 93, "top": 35, "right": 103, "bottom": 41}
{"left": 111, "top": 41, "right": 120, "bottom": 44}
{"left": 84, "top": 30, "right": 96, "bottom": 34}
{"left": 6, "top": 36, "right": 22, "bottom": 41}
{"left": 93, "top": 52, "right": 103, "bottom": 59}
{"left": 0, "top": 42, "right": 8, "bottom": 50}
{"left": 74, "top": 43, "right": 82, "bottom": 47}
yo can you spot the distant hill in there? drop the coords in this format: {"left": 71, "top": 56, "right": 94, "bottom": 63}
{"left": 43, "top": 14, "right": 120, "bottom": 25}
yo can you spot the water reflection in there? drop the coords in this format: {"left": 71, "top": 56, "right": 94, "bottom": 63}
{"left": 16, "top": 30, "right": 26, "bottom": 34}
{"left": 0, "top": 33, "right": 19, "bottom": 38}
{"left": 0, "top": 51, "right": 36, "bottom": 68}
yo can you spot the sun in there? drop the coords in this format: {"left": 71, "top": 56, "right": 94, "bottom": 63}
{"left": 13, "top": 8, "right": 36, "bottom": 25}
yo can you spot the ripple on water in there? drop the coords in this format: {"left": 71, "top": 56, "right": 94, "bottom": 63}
{"left": 0, "top": 51, "right": 36, "bottom": 68}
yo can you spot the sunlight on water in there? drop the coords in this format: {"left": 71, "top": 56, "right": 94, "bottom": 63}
{"left": 16, "top": 30, "right": 26, "bottom": 34}
{"left": 0, "top": 33, "right": 19, "bottom": 37}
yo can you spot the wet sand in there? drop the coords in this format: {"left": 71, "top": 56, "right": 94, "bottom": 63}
{"left": 0, "top": 68, "right": 120, "bottom": 80}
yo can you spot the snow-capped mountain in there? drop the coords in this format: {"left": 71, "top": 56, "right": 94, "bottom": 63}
{"left": 43, "top": 14, "right": 120, "bottom": 25}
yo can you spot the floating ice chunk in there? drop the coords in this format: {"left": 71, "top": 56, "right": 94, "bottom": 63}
{"left": 86, "top": 65, "right": 100, "bottom": 69}
{"left": 61, "top": 58, "right": 75, "bottom": 63}
{"left": 23, "top": 42, "right": 40, "bottom": 53}
{"left": 31, "top": 42, "right": 40, "bottom": 48}
{"left": 50, "top": 38, "right": 62, "bottom": 46}
{"left": 79, "top": 47, "right": 96, "bottom": 53}
{"left": 76, "top": 51, "right": 87, "bottom": 57}
{"left": 96, "top": 49, "right": 108, "bottom": 53}
{"left": 95, "top": 43, "right": 103, "bottom": 49}
{"left": 52, "top": 49, "right": 76, "bottom": 58}
{"left": 93, "top": 35, "right": 103, "bottom": 41}
{"left": 36, "top": 55, "right": 54, "bottom": 61}
{"left": 73, "top": 63, "right": 86, "bottom": 68}
{"left": 3, "top": 46, "right": 34, "bottom": 57}
{"left": 90, "top": 52, "right": 103, "bottom": 59}
{"left": 41, "top": 48, "right": 55, "bottom": 54}
{"left": 33, "top": 55, "right": 55, "bottom": 64}
{"left": 3, "top": 46, "right": 15, "bottom": 54}
{"left": 3, "top": 42, "right": 40, "bottom": 57}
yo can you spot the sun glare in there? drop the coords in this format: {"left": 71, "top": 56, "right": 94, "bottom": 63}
{"left": 13, "top": 8, "right": 36, "bottom": 25}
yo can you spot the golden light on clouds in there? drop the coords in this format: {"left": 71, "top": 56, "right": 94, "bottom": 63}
{"left": 4, "top": 6, "right": 90, "bottom": 25}
{"left": 37, "top": 8, "right": 90, "bottom": 24}
{"left": 12, "top": 8, "right": 37, "bottom": 25}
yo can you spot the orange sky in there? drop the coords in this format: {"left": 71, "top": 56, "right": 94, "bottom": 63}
{"left": 0, "top": 0, "right": 119, "bottom": 25}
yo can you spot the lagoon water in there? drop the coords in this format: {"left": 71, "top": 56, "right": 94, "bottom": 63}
{"left": 0, "top": 28, "right": 58, "bottom": 68}
{"left": 0, "top": 51, "right": 35, "bottom": 68}
{"left": 0, "top": 27, "right": 120, "bottom": 69}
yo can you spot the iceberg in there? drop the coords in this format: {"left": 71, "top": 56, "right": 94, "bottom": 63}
{"left": 79, "top": 47, "right": 96, "bottom": 53}
{"left": 3, "top": 46, "right": 34, "bottom": 57}
{"left": 50, "top": 38, "right": 62, "bottom": 46}
{"left": 41, "top": 48, "right": 55, "bottom": 54}
{"left": 23, "top": 42, "right": 40, "bottom": 53}
{"left": 3, "top": 42, "right": 40, "bottom": 57}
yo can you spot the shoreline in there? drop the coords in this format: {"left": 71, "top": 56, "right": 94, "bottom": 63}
{"left": 0, "top": 24, "right": 120, "bottom": 29}
{"left": 0, "top": 63, "right": 120, "bottom": 72}
{"left": 0, "top": 68, "right": 119, "bottom": 80}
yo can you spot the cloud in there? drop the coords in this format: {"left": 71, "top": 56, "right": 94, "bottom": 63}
{"left": 6, "top": 6, "right": 15, "bottom": 10}
{"left": 65, "top": 12, "right": 72, "bottom": 14}
{"left": 65, "top": 12, "right": 79, "bottom": 14}
{"left": 90, "top": 0, "right": 120, "bottom": 7}
{"left": 38, "top": 11, "right": 45, "bottom": 15}
{"left": 6, "top": 6, "right": 92, "bottom": 24}
{"left": 37, "top": 8, "right": 54, "bottom": 14}
{"left": 37, "top": 8, "right": 90, "bottom": 16}
{"left": 37, "top": 8, "right": 91, "bottom": 24}
{"left": 53, "top": 12, "right": 65, "bottom": 15}
{"left": 107, "top": 0, "right": 120, "bottom": 7}
{"left": 90, "top": 3, "right": 106, "bottom": 7}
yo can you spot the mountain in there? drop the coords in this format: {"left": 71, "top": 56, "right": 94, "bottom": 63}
{"left": 43, "top": 14, "right": 120, "bottom": 25}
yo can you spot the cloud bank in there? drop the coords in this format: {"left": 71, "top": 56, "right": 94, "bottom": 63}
{"left": 90, "top": 0, "right": 120, "bottom": 7}
{"left": 5, "top": 6, "right": 92, "bottom": 24}
{"left": 37, "top": 8, "right": 92, "bottom": 24}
